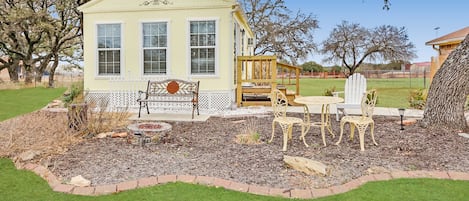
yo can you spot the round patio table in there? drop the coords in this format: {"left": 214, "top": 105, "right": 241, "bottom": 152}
{"left": 294, "top": 96, "right": 344, "bottom": 146}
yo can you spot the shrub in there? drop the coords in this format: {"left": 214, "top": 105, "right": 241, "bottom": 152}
{"left": 408, "top": 88, "right": 427, "bottom": 110}
{"left": 63, "top": 81, "right": 84, "bottom": 106}
{"left": 323, "top": 86, "right": 336, "bottom": 96}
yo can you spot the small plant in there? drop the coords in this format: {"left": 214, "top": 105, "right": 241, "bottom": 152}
{"left": 408, "top": 88, "right": 427, "bottom": 110}
{"left": 235, "top": 117, "right": 262, "bottom": 145}
{"left": 323, "top": 86, "right": 336, "bottom": 96}
{"left": 63, "top": 81, "right": 84, "bottom": 106}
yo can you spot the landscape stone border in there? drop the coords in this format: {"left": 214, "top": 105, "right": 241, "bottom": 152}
{"left": 16, "top": 162, "right": 469, "bottom": 199}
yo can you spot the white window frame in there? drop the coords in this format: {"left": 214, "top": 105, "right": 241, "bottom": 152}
{"left": 187, "top": 18, "right": 219, "bottom": 78}
{"left": 95, "top": 22, "right": 124, "bottom": 78}
{"left": 140, "top": 20, "right": 170, "bottom": 77}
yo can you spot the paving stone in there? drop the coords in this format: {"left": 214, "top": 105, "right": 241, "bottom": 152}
{"left": 194, "top": 176, "right": 214, "bottom": 186}
{"left": 290, "top": 189, "right": 312, "bottom": 199}
{"left": 428, "top": 171, "right": 450, "bottom": 179}
{"left": 72, "top": 186, "right": 95, "bottom": 196}
{"left": 158, "top": 175, "right": 177, "bottom": 184}
{"left": 373, "top": 173, "right": 392, "bottom": 181}
{"left": 94, "top": 184, "right": 117, "bottom": 195}
{"left": 329, "top": 184, "right": 349, "bottom": 195}
{"left": 407, "top": 170, "right": 431, "bottom": 178}
{"left": 311, "top": 188, "right": 333, "bottom": 198}
{"left": 117, "top": 180, "right": 138, "bottom": 192}
{"left": 177, "top": 175, "right": 196, "bottom": 183}
{"left": 390, "top": 171, "right": 411, "bottom": 179}
{"left": 212, "top": 178, "right": 231, "bottom": 188}
{"left": 226, "top": 182, "right": 249, "bottom": 192}
{"left": 53, "top": 184, "right": 74, "bottom": 193}
{"left": 248, "top": 185, "right": 269, "bottom": 196}
{"left": 32, "top": 165, "right": 49, "bottom": 177}
{"left": 138, "top": 177, "right": 158, "bottom": 188}
{"left": 268, "top": 188, "right": 291, "bottom": 198}
{"left": 358, "top": 174, "right": 376, "bottom": 184}
{"left": 448, "top": 171, "right": 469, "bottom": 181}
{"left": 45, "top": 173, "right": 61, "bottom": 188}
{"left": 342, "top": 179, "right": 363, "bottom": 190}
{"left": 23, "top": 163, "right": 38, "bottom": 171}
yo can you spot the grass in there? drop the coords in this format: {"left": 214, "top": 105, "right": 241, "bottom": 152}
{"left": 1, "top": 158, "right": 468, "bottom": 201}
{"left": 284, "top": 78, "right": 428, "bottom": 108}
{"left": 0, "top": 87, "right": 66, "bottom": 121}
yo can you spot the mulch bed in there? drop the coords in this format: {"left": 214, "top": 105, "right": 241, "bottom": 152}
{"left": 1, "top": 110, "right": 468, "bottom": 189}
{"left": 38, "top": 111, "right": 469, "bottom": 189}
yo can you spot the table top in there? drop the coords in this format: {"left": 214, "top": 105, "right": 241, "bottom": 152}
{"left": 294, "top": 96, "right": 344, "bottom": 105}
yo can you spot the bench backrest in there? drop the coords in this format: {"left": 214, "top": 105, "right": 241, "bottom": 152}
{"left": 344, "top": 73, "right": 367, "bottom": 104}
{"left": 146, "top": 79, "right": 199, "bottom": 97}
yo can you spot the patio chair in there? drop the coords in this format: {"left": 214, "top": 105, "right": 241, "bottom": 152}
{"left": 269, "top": 89, "right": 310, "bottom": 151}
{"left": 335, "top": 89, "right": 378, "bottom": 151}
{"left": 333, "top": 73, "right": 367, "bottom": 121}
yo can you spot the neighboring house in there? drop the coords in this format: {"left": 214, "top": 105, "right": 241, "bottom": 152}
{"left": 425, "top": 26, "right": 469, "bottom": 79}
{"left": 78, "top": 0, "right": 254, "bottom": 112}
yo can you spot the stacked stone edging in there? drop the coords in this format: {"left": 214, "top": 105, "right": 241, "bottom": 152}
{"left": 16, "top": 162, "right": 469, "bottom": 199}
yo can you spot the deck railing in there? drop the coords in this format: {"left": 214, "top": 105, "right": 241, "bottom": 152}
{"left": 236, "top": 56, "right": 301, "bottom": 106}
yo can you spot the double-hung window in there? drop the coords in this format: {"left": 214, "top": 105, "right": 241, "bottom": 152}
{"left": 143, "top": 22, "right": 168, "bottom": 75}
{"left": 97, "top": 24, "right": 121, "bottom": 75}
{"left": 190, "top": 20, "right": 216, "bottom": 75}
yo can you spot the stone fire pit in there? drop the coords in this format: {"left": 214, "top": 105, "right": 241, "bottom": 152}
{"left": 127, "top": 122, "right": 172, "bottom": 145}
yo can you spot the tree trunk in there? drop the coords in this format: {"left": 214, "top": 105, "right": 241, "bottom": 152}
{"left": 7, "top": 66, "right": 19, "bottom": 83}
{"left": 421, "top": 35, "right": 469, "bottom": 132}
{"left": 48, "top": 55, "right": 59, "bottom": 88}
{"left": 35, "top": 68, "right": 43, "bottom": 83}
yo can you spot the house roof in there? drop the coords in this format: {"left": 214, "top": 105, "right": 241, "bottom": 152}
{"left": 425, "top": 26, "right": 469, "bottom": 46}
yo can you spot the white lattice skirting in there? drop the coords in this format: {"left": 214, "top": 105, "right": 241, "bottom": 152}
{"left": 86, "top": 90, "right": 236, "bottom": 114}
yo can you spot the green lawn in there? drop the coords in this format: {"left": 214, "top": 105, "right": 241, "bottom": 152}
{"left": 0, "top": 87, "right": 66, "bottom": 121}
{"left": 1, "top": 158, "right": 469, "bottom": 201}
{"left": 284, "top": 78, "right": 428, "bottom": 108}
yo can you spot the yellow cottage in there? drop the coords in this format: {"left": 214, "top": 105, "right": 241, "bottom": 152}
{"left": 78, "top": 0, "right": 255, "bottom": 112}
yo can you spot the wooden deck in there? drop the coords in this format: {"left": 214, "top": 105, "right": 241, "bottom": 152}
{"left": 236, "top": 56, "right": 302, "bottom": 107}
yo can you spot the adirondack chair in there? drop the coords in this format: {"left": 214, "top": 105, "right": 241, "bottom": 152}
{"left": 333, "top": 73, "right": 367, "bottom": 121}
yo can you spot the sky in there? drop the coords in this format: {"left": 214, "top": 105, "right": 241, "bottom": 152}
{"left": 284, "top": 0, "right": 469, "bottom": 65}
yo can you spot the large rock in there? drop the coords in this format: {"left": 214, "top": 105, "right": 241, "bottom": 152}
{"left": 283, "top": 155, "right": 329, "bottom": 176}
{"left": 70, "top": 175, "right": 91, "bottom": 187}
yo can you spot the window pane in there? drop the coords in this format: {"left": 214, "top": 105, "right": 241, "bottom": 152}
{"left": 98, "top": 37, "right": 105, "bottom": 48}
{"left": 189, "top": 20, "right": 216, "bottom": 74}
{"left": 97, "top": 24, "right": 121, "bottom": 75}
{"left": 207, "top": 21, "right": 215, "bottom": 33}
{"left": 159, "top": 36, "right": 167, "bottom": 47}
{"left": 190, "top": 22, "right": 198, "bottom": 33}
{"left": 142, "top": 22, "right": 168, "bottom": 74}
{"left": 190, "top": 35, "right": 198, "bottom": 46}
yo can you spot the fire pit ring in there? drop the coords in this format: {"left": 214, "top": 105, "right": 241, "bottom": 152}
{"left": 127, "top": 122, "right": 172, "bottom": 145}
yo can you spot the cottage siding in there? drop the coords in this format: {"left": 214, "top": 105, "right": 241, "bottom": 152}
{"left": 81, "top": 0, "right": 249, "bottom": 92}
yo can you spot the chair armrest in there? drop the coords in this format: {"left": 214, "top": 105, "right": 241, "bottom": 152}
{"left": 332, "top": 91, "right": 344, "bottom": 97}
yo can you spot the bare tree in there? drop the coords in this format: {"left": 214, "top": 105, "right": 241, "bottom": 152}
{"left": 240, "top": 0, "right": 318, "bottom": 64}
{"left": 321, "top": 21, "right": 416, "bottom": 76}
{"left": 421, "top": 35, "right": 469, "bottom": 132}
